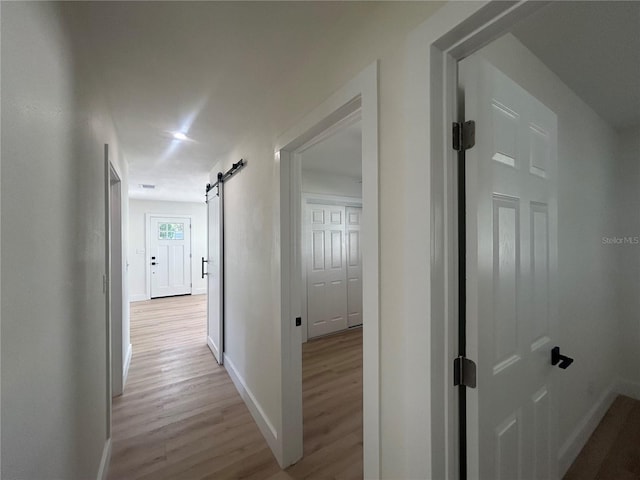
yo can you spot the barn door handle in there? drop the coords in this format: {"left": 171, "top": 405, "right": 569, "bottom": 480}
{"left": 201, "top": 257, "right": 209, "bottom": 279}
{"left": 551, "top": 346, "right": 573, "bottom": 369}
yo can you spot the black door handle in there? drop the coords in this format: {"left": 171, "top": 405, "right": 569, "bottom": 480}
{"left": 551, "top": 346, "right": 573, "bottom": 369}
{"left": 201, "top": 257, "right": 209, "bottom": 279}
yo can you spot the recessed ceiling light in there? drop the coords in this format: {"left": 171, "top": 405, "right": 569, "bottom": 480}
{"left": 172, "top": 132, "right": 189, "bottom": 141}
{"left": 140, "top": 184, "right": 156, "bottom": 189}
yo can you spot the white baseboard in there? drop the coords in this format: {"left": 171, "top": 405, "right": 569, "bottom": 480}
{"left": 129, "top": 293, "right": 147, "bottom": 302}
{"left": 96, "top": 438, "right": 111, "bottom": 480}
{"left": 122, "top": 343, "right": 132, "bottom": 388}
{"left": 223, "top": 356, "right": 281, "bottom": 464}
{"left": 558, "top": 381, "right": 617, "bottom": 476}
{"left": 615, "top": 378, "right": 640, "bottom": 400}
{"left": 207, "top": 336, "right": 220, "bottom": 361}
{"left": 558, "top": 377, "right": 640, "bottom": 476}
{"left": 192, "top": 287, "right": 207, "bottom": 296}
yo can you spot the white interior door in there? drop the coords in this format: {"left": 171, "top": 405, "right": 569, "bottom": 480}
{"left": 207, "top": 188, "right": 224, "bottom": 364}
{"left": 346, "top": 207, "right": 363, "bottom": 327}
{"left": 307, "top": 204, "right": 348, "bottom": 338}
{"left": 461, "top": 54, "right": 559, "bottom": 479}
{"left": 149, "top": 216, "right": 192, "bottom": 298}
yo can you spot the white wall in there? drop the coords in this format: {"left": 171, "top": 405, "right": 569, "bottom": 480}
{"left": 475, "top": 34, "right": 624, "bottom": 462}
{"left": 301, "top": 170, "right": 362, "bottom": 198}
{"left": 128, "top": 200, "right": 207, "bottom": 301}
{"left": 614, "top": 126, "right": 640, "bottom": 386}
{"left": 2, "top": 2, "right": 128, "bottom": 478}
{"left": 209, "top": 2, "right": 444, "bottom": 476}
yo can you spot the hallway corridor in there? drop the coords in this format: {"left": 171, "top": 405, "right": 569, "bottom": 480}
{"left": 108, "top": 295, "right": 281, "bottom": 479}
{"left": 108, "top": 295, "right": 363, "bottom": 479}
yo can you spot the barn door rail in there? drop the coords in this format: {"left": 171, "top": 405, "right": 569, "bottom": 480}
{"left": 205, "top": 159, "right": 246, "bottom": 195}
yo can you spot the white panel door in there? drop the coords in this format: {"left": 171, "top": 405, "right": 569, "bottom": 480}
{"left": 346, "top": 207, "right": 363, "bottom": 327}
{"left": 207, "top": 189, "right": 223, "bottom": 364}
{"left": 462, "top": 54, "right": 559, "bottom": 480}
{"left": 307, "top": 204, "right": 348, "bottom": 338}
{"left": 150, "top": 216, "right": 192, "bottom": 298}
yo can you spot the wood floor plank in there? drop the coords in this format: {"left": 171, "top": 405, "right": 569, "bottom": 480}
{"left": 565, "top": 395, "right": 640, "bottom": 480}
{"left": 108, "top": 295, "right": 363, "bottom": 479}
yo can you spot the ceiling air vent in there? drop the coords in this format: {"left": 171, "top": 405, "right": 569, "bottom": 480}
{"left": 140, "top": 184, "right": 156, "bottom": 189}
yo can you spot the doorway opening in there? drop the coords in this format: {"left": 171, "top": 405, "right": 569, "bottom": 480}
{"left": 407, "top": 1, "right": 640, "bottom": 478}
{"left": 426, "top": 2, "right": 640, "bottom": 478}
{"left": 106, "top": 146, "right": 124, "bottom": 418}
{"left": 457, "top": 5, "right": 640, "bottom": 476}
{"left": 277, "top": 62, "right": 379, "bottom": 476}
{"left": 297, "top": 115, "right": 364, "bottom": 473}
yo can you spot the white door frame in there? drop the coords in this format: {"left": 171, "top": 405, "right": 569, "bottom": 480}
{"left": 105, "top": 144, "right": 125, "bottom": 439}
{"left": 301, "top": 194, "right": 362, "bottom": 343}
{"left": 144, "top": 213, "right": 193, "bottom": 300}
{"left": 276, "top": 61, "right": 379, "bottom": 475}
{"left": 405, "top": 1, "right": 550, "bottom": 478}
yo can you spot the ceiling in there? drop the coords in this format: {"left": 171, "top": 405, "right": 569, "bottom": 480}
{"left": 301, "top": 121, "right": 362, "bottom": 179}
{"left": 59, "top": 2, "right": 387, "bottom": 203}
{"left": 511, "top": 1, "right": 640, "bottom": 131}
{"left": 59, "top": 2, "right": 638, "bottom": 203}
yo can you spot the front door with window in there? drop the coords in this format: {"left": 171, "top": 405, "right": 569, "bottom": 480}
{"left": 150, "top": 216, "right": 192, "bottom": 298}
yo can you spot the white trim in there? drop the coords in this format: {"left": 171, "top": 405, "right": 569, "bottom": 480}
{"left": 207, "top": 336, "right": 220, "bottom": 362}
{"left": 296, "top": 109, "right": 362, "bottom": 154}
{"left": 556, "top": 378, "right": 640, "bottom": 476}
{"left": 144, "top": 213, "right": 193, "bottom": 299}
{"left": 96, "top": 438, "right": 112, "bottom": 480}
{"left": 129, "top": 294, "right": 147, "bottom": 303}
{"left": 302, "top": 193, "right": 362, "bottom": 207}
{"left": 616, "top": 378, "right": 640, "bottom": 400}
{"left": 223, "top": 356, "right": 280, "bottom": 462}
{"left": 277, "top": 61, "right": 379, "bottom": 476}
{"left": 122, "top": 343, "right": 132, "bottom": 388}
{"left": 192, "top": 287, "right": 207, "bottom": 296}
{"left": 557, "top": 381, "right": 617, "bottom": 476}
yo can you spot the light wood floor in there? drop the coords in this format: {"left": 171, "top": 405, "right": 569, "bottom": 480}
{"left": 108, "top": 295, "right": 363, "bottom": 480}
{"left": 565, "top": 394, "right": 640, "bottom": 479}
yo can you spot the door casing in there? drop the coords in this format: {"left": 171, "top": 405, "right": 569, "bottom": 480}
{"left": 277, "top": 62, "right": 379, "bottom": 474}
{"left": 405, "top": 1, "right": 551, "bottom": 478}
{"left": 105, "top": 145, "right": 125, "bottom": 441}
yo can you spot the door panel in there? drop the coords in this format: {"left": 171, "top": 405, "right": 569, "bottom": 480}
{"left": 346, "top": 207, "right": 363, "bottom": 327}
{"left": 307, "top": 205, "right": 348, "bottom": 338}
{"left": 150, "top": 216, "right": 191, "bottom": 298}
{"left": 462, "top": 54, "right": 559, "bottom": 479}
{"left": 207, "top": 189, "right": 223, "bottom": 364}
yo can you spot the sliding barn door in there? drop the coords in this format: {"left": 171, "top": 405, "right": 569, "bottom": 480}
{"left": 206, "top": 187, "right": 224, "bottom": 364}
{"left": 462, "top": 54, "right": 560, "bottom": 479}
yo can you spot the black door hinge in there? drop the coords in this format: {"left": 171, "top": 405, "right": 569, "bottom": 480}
{"left": 454, "top": 356, "right": 477, "bottom": 388}
{"left": 453, "top": 121, "right": 476, "bottom": 151}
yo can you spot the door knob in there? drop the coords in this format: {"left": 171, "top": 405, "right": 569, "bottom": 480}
{"left": 551, "top": 346, "right": 573, "bottom": 369}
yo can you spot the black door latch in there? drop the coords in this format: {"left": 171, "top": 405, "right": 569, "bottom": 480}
{"left": 551, "top": 346, "right": 574, "bottom": 369}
